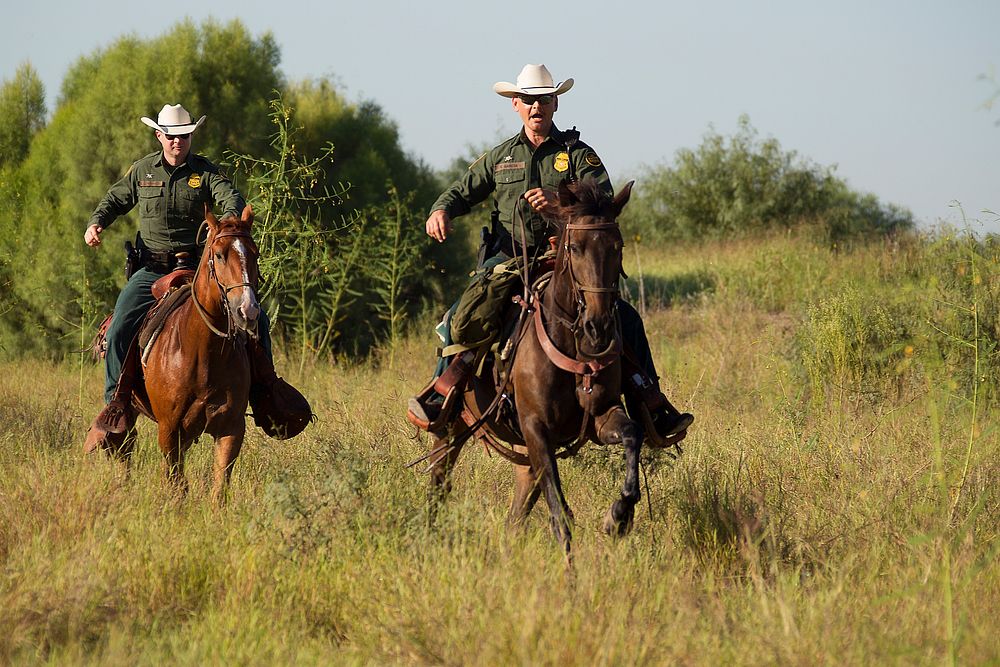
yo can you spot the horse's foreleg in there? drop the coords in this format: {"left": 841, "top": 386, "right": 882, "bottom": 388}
{"left": 508, "top": 445, "right": 541, "bottom": 527}
{"left": 597, "top": 406, "right": 641, "bottom": 537}
{"left": 211, "top": 432, "right": 244, "bottom": 506}
{"left": 157, "top": 426, "right": 188, "bottom": 496}
{"left": 522, "top": 419, "right": 573, "bottom": 557}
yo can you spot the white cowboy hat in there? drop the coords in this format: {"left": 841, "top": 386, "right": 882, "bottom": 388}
{"left": 140, "top": 103, "right": 206, "bottom": 134}
{"left": 493, "top": 64, "right": 574, "bottom": 98}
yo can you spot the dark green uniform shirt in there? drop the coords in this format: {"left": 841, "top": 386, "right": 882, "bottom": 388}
{"left": 88, "top": 151, "right": 244, "bottom": 252}
{"left": 431, "top": 126, "right": 613, "bottom": 247}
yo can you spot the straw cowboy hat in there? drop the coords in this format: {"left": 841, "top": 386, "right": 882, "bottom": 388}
{"left": 493, "top": 64, "right": 574, "bottom": 98}
{"left": 140, "top": 103, "right": 206, "bottom": 134}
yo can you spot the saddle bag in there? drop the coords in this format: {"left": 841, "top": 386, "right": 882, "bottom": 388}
{"left": 90, "top": 313, "right": 114, "bottom": 361}
{"left": 450, "top": 257, "right": 523, "bottom": 349}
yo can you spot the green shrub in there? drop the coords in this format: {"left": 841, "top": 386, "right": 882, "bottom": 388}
{"left": 918, "top": 231, "right": 1000, "bottom": 402}
{"left": 797, "top": 286, "right": 913, "bottom": 405}
{"left": 620, "top": 115, "right": 913, "bottom": 243}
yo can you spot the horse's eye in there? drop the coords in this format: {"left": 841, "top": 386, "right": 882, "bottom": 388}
{"left": 569, "top": 243, "right": 582, "bottom": 255}
{"left": 214, "top": 251, "right": 224, "bottom": 261}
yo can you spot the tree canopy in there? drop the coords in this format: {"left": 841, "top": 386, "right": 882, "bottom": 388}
{"left": 0, "top": 19, "right": 455, "bottom": 358}
{"left": 0, "top": 63, "right": 46, "bottom": 168}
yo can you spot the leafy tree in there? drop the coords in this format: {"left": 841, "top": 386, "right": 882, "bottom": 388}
{"left": 621, "top": 115, "right": 913, "bottom": 243}
{"left": 0, "top": 63, "right": 46, "bottom": 167}
{"left": 282, "top": 78, "right": 439, "bottom": 217}
{"left": 0, "top": 19, "right": 468, "bottom": 358}
{"left": 0, "top": 19, "right": 285, "bottom": 358}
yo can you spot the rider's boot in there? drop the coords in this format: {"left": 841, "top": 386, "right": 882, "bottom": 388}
{"left": 624, "top": 368, "right": 694, "bottom": 445}
{"left": 84, "top": 413, "right": 136, "bottom": 454}
{"left": 407, "top": 350, "right": 476, "bottom": 431}
{"left": 94, "top": 342, "right": 141, "bottom": 436}
{"left": 247, "top": 337, "right": 312, "bottom": 440}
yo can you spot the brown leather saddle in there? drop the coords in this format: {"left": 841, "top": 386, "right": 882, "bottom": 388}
{"left": 138, "top": 271, "right": 194, "bottom": 359}
{"left": 89, "top": 270, "right": 194, "bottom": 362}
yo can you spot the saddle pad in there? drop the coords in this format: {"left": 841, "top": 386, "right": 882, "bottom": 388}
{"left": 139, "top": 286, "right": 192, "bottom": 352}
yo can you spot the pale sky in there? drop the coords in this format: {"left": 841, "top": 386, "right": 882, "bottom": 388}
{"left": 3, "top": 0, "right": 998, "bottom": 232}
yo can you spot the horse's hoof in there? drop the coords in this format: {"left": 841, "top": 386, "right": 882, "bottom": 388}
{"left": 602, "top": 507, "right": 634, "bottom": 538}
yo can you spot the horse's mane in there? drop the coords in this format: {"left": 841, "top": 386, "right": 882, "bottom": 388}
{"left": 557, "top": 178, "right": 617, "bottom": 223}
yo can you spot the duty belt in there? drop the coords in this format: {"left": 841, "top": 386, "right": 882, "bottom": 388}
{"left": 141, "top": 246, "right": 198, "bottom": 274}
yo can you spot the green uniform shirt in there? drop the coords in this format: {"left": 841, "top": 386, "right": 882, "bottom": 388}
{"left": 88, "top": 151, "right": 245, "bottom": 252}
{"left": 431, "top": 126, "right": 613, "bottom": 247}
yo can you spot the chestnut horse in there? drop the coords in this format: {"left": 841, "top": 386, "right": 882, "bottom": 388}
{"left": 132, "top": 206, "right": 261, "bottom": 502}
{"left": 426, "top": 179, "right": 641, "bottom": 558}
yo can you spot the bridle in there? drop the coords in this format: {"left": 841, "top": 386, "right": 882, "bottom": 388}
{"left": 547, "top": 219, "right": 624, "bottom": 349}
{"left": 190, "top": 225, "right": 259, "bottom": 339}
{"left": 531, "top": 215, "right": 624, "bottom": 394}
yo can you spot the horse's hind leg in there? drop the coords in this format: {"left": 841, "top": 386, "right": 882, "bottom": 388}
{"left": 426, "top": 433, "right": 466, "bottom": 525}
{"left": 597, "top": 406, "right": 641, "bottom": 537}
{"left": 211, "top": 432, "right": 244, "bottom": 506}
{"left": 103, "top": 426, "right": 138, "bottom": 468}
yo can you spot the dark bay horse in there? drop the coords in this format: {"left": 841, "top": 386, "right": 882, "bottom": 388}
{"left": 426, "top": 179, "right": 641, "bottom": 558}
{"left": 133, "top": 206, "right": 261, "bottom": 503}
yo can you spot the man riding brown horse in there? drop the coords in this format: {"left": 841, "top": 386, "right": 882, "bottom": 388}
{"left": 83, "top": 103, "right": 306, "bottom": 454}
{"left": 407, "top": 64, "right": 693, "bottom": 444}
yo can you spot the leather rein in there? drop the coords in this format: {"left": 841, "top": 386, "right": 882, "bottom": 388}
{"left": 532, "top": 220, "right": 623, "bottom": 393}
{"left": 190, "top": 225, "right": 259, "bottom": 339}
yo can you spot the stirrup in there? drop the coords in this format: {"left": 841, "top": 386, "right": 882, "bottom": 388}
{"left": 636, "top": 402, "right": 691, "bottom": 449}
{"left": 406, "top": 381, "right": 463, "bottom": 433}
{"left": 407, "top": 350, "right": 476, "bottom": 432}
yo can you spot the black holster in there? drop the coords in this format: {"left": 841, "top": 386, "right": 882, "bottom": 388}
{"left": 477, "top": 224, "right": 493, "bottom": 269}
{"left": 124, "top": 239, "right": 142, "bottom": 280}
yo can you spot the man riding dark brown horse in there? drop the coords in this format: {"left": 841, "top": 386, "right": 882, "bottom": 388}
{"left": 407, "top": 64, "right": 693, "bottom": 444}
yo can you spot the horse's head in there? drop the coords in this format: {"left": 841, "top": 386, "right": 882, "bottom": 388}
{"left": 202, "top": 205, "right": 261, "bottom": 337}
{"left": 553, "top": 178, "right": 633, "bottom": 358}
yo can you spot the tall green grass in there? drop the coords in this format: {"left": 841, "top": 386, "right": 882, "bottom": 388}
{"left": 0, "top": 230, "right": 996, "bottom": 665}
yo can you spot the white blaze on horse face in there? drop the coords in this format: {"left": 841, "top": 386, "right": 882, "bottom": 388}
{"left": 233, "top": 238, "right": 260, "bottom": 324}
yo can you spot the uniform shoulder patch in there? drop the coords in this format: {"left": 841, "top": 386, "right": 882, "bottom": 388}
{"left": 585, "top": 151, "right": 602, "bottom": 167}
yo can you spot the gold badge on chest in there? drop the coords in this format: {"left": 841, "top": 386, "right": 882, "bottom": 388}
{"left": 554, "top": 152, "right": 569, "bottom": 173}
{"left": 187, "top": 174, "right": 202, "bottom": 188}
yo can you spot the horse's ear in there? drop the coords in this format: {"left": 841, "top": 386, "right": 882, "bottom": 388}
{"left": 612, "top": 180, "right": 635, "bottom": 217}
{"left": 241, "top": 204, "right": 253, "bottom": 226}
{"left": 204, "top": 204, "right": 219, "bottom": 234}
{"left": 557, "top": 180, "right": 578, "bottom": 207}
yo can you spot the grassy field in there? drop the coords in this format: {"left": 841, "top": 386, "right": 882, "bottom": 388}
{"left": 0, "top": 230, "right": 997, "bottom": 665}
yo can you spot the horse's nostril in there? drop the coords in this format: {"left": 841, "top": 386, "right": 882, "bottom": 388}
{"left": 237, "top": 298, "right": 259, "bottom": 322}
